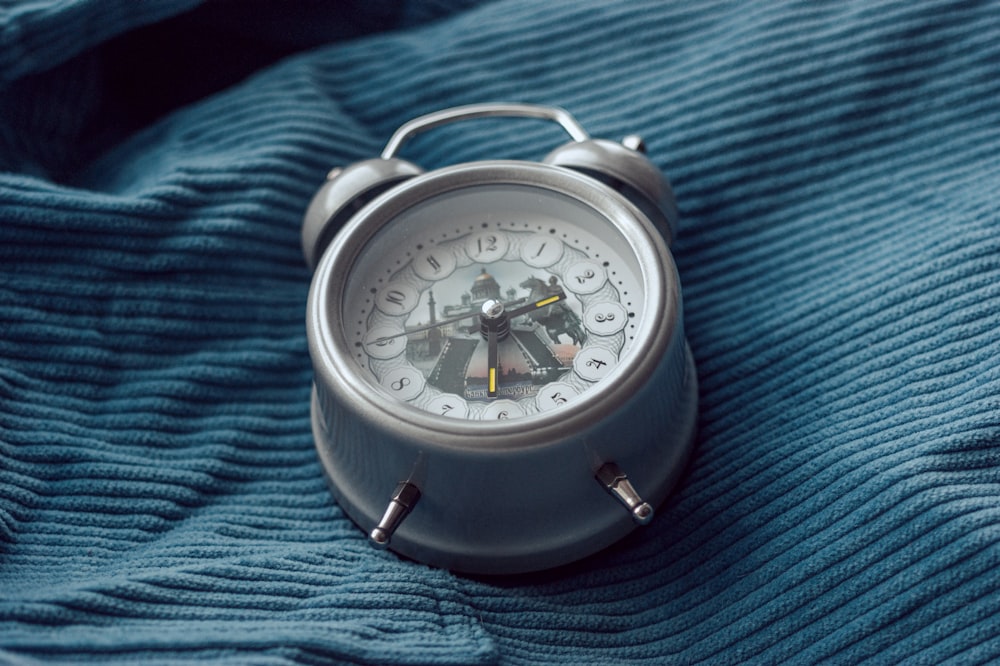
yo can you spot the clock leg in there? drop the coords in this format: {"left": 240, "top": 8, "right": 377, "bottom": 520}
{"left": 369, "top": 481, "right": 422, "bottom": 548}
{"left": 595, "top": 462, "right": 654, "bottom": 525}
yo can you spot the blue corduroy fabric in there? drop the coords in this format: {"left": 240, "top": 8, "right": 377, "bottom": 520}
{"left": 2, "top": 1, "right": 999, "bottom": 663}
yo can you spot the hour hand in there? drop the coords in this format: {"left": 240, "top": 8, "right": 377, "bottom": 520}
{"left": 504, "top": 289, "right": 566, "bottom": 319}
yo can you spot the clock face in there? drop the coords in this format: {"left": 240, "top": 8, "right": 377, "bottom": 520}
{"left": 341, "top": 182, "right": 648, "bottom": 421}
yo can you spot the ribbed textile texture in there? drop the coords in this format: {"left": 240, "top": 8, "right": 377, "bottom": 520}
{"left": 2, "top": 1, "right": 999, "bottom": 663}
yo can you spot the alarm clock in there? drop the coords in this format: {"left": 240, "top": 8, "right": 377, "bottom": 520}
{"left": 302, "top": 104, "right": 697, "bottom": 574}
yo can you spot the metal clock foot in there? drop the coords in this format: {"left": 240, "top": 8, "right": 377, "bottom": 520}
{"left": 369, "top": 482, "right": 421, "bottom": 548}
{"left": 595, "top": 462, "right": 654, "bottom": 525}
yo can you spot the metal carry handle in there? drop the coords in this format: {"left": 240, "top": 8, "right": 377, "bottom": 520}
{"left": 380, "top": 103, "right": 591, "bottom": 159}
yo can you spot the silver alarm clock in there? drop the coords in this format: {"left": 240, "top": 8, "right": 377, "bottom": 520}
{"left": 302, "top": 104, "right": 697, "bottom": 574}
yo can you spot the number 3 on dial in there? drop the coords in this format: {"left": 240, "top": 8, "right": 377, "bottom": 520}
{"left": 584, "top": 303, "right": 628, "bottom": 335}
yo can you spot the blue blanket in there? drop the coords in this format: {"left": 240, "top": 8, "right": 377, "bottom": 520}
{"left": 2, "top": 1, "right": 998, "bottom": 663}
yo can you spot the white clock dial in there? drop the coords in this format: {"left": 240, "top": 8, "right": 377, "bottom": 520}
{"left": 342, "top": 183, "right": 645, "bottom": 421}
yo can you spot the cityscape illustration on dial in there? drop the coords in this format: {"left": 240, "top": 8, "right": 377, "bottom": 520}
{"left": 348, "top": 219, "right": 642, "bottom": 421}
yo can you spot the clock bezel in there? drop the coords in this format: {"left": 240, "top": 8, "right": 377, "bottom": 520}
{"left": 307, "top": 160, "right": 680, "bottom": 453}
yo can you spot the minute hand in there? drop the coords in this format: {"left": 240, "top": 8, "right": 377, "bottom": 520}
{"left": 375, "top": 309, "right": 480, "bottom": 342}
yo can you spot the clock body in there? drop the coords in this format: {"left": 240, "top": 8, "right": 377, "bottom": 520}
{"left": 306, "top": 158, "right": 697, "bottom": 574}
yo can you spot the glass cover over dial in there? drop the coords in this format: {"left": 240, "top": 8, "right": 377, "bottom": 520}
{"left": 343, "top": 182, "right": 647, "bottom": 421}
